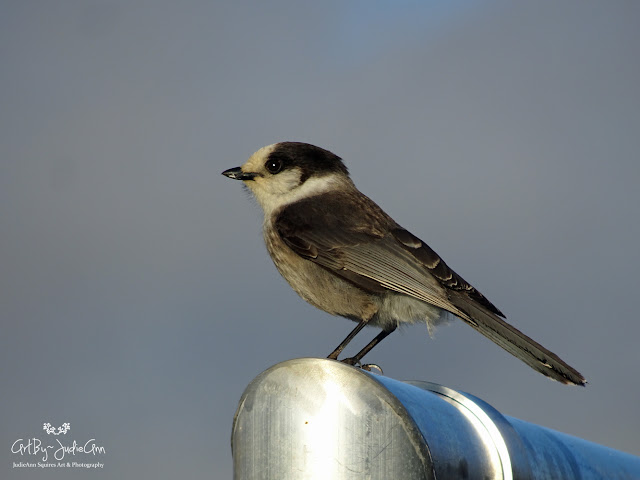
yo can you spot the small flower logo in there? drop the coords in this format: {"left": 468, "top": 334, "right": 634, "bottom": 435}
{"left": 43, "top": 422, "right": 71, "bottom": 435}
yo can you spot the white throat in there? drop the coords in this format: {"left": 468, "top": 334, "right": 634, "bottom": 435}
{"left": 252, "top": 173, "right": 347, "bottom": 218}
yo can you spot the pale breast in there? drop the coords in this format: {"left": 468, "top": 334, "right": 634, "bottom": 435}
{"left": 263, "top": 225, "right": 379, "bottom": 322}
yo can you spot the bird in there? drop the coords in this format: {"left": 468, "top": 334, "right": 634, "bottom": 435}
{"left": 222, "top": 142, "right": 586, "bottom": 385}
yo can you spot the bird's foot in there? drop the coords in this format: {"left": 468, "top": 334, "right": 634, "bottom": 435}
{"left": 339, "top": 357, "right": 384, "bottom": 374}
{"left": 339, "top": 356, "right": 359, "bottom": 366}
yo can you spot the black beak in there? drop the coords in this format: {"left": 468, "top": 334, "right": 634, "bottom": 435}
{"left": 221, "top": 167, "right": 256, "bottom": 181}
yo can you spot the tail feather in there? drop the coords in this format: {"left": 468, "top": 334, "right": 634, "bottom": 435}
{"left": 449, "top": 292, "right": 586, "bottom": 386}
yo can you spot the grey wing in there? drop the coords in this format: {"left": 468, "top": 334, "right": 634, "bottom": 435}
{"left": 274, "top": 192, "right": 499, "bottom": 319}
{"left": 274, "top": 192, "right": 457, "bottom": 312}
{"left": 275, "top": 193, "right": 586, "bottom": 385}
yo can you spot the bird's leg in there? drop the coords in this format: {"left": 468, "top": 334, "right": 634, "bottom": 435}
{"left": 327, "top": 319, "right": 368, "bottom": 360}
{"left": 341, "top": 325, "right": 397, "bottom": 366}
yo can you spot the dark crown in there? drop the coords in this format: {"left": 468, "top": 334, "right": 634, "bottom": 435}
{"left": 268, "top": 142, "right": 349, "bottom": 182}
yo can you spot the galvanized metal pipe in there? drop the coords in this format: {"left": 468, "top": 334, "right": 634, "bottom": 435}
{"left": 231, "top": 358, "right": 639, "bottom": 479}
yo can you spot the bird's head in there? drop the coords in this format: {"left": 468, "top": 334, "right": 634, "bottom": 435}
{"left": 222, "top": 142, "right": 351, "bottom": 215}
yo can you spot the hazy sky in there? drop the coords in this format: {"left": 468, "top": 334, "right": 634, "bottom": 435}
{"left": 2, "top": 1, "right": 639, "bottom": 478}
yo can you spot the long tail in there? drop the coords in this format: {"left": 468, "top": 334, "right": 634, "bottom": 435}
{"left": 449, "top": 291, "right": 586, "bottom": 386}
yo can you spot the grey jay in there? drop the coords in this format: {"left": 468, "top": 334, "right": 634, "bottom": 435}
{"left": 222, "top": 142, "right": 585, "bottom": 385}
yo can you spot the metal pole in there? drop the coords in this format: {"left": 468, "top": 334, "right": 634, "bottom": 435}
{"left": 231, "top": 358, "right": 640, "bottom": 480}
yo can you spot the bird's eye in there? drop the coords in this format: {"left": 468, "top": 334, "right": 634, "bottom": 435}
{"left": 265, "top": 158, "right": 283, "bottom": 174}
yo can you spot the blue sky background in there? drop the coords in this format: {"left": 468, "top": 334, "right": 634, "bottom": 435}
{"left": 2, "top": 1, "right": 639, "bottom": 478}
